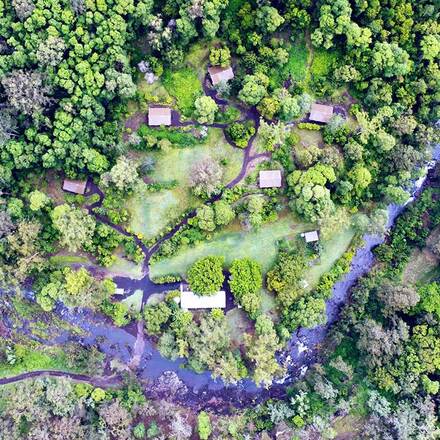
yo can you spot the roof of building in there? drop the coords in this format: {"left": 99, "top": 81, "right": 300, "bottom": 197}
{"left": 309, "top": 103, "right": 334, "bottom": 123}
{"left": 208, "top": 66, "right": 234, "bottom": 86}
{"left": 302, "top": 230, "right": 319, "bottom": 243}
{"left": 180, "top": 290, "right": 226, "bottom": 309}
{"left": 62, "top": 179, "right": 87, "bottom": 195}
{"left": 148, "top": 106, "right": 172, "bottom": 126}
{"left": 259, "top": 170, "right": 282, "bottom": 188}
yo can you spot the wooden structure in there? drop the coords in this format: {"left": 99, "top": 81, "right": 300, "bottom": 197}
{"left": 301, "top": 230, "right": 319, "bottom": 243}
{"left": 148, "top": 106, "right": 172, "bottom": 126}
{"left": 259, "top": 170, "right": 282, "bottom": 188}
{"left": 309, "top": 103, "right": 334, "bottom": 123}
{"left": 208, "top": 66, "right": 234, "bottom": 86}
{"left": 62, "top": 179, "right": 87, "bottom": 195}
{"left": 180, "top": 290, "right": 226, "bottom": 309}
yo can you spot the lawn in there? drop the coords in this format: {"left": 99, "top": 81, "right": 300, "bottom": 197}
{"left": 150, "top": 212, "right": 309, "bottom": 278}
{"left": 121, "top": 289, "right": 144, "bottom": 313}
{"left": 162, "top": 67, "right": 203, "bottom": 116}
{"left": 127, "top": 128, "right": 244, "bottom": 239}
{"left": 293, "top": 127, "right": 324, "bottom": 147}
{"left": 108, "top": 255, "right": 144, "bottom": 279}
{"left": 303, "top": 227, "right": 355, "bottom": 290}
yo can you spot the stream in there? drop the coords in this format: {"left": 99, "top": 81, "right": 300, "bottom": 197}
{"left": 1, "top": 85, "right": 439, "bottom": 409}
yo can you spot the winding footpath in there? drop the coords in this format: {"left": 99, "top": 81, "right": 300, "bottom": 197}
{"left": 2, "top": 83, "right": 439, "bottom": 411}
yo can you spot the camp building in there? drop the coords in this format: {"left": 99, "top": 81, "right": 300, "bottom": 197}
{"left": 259, "top": 170, "right": 282, "bottom": 188}
{"left": 208, "top": 65, "right": 234, "bottom": 86}
{"left": 62, "top": 179, "right": 87, "bottom": 195}
{"left": 309, "top": 103, "right": 334, "bottom": 123}
{"left": 302, "top": 230, "right": 319, "bottom": 243}
{"left": 180, "top": 290, "right": 226, "bottom": 309}
{"left": 148, "top": 106, "right": 172, "bottom": 126}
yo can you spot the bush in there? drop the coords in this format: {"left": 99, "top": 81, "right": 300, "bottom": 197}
{"left": 187, "top": 256, "right": 225, "bottom": 295}
{"left": 197, "top": 411, "right": 212, "bottom": 440}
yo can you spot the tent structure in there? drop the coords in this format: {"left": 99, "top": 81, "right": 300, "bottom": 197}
{"left": 259, "top": 170, "right": 282, "bottom": 188}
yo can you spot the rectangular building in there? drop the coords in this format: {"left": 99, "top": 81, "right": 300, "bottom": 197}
{"left": 259, "top": 170, "right": 282, "bottom": 188}
{"left": 309, "top": 103, "right": 334, "bottom": 123}
{"left": 63, "top": 179, "right": 87, "bottom": 195}
{"left": 180, "top": 290, "right": 226, "bottom": 309}
{"left": 208, "top": 66, "right": 234, "bottom": 86}
{"left": 148, "top": 106, "right": 172, "bottom": 126}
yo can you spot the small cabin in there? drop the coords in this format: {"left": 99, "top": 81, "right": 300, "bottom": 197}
{"left": 259, "top": 170, "right": 282, "bottom": 188}
{"left": 180, "top": 290, "right": 226, "bottom": 309}
{"left": 148, "top": 106, "right": 172, "bottom": 126}
{"left": 301, "top": 230, "right": 319, "bottom": 243}
{"left": 62, "top": 179, "right": 87, "bottom": 195}
{"left": 208, "top": 66, "right": 234, "bottom": 86}
{"left": 309, "top": 103, "right": 334, "bottom": 123}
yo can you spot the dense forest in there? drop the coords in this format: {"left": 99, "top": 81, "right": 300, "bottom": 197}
{"left": 0, "top": 0, "right": 439, "bottom": 438}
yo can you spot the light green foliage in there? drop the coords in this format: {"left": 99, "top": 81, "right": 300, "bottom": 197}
{"left": 51, "top": 204, "right": 96, "bottom": 252}
{"left": 244, "top": 315, "right": 285, "bottom": 387}
{"left": 415, "top": 282, "right": 440, "bottom": 319}
{"left": 287, "top": 164, "right": 336, "bottom": 222}
{"left": 102, "top": 156, "right": 139, "bottom": 192}
{"left": 133, "top": 422, "right": 146, "bottom": 439}
{"left": 372, "top": 42, "right": 412, "bottom": 77}
{"left": 229, "top": 258, "right": 263, "bottom": 318}
{"left": 91, "top": 387, "right": 106, "bottom": 402}
{"left": 213, "top": 200, "right": 235, "bottom": 226}
{"left": 286, "top": 296, "right": 327, "bottom": 329}
{"left": 162, "top": 68, "right": 203, "bottom": 116}
{"left": 187, "top": 256, "right": 225, "bottom": 295}
{"left": 209, "top": 47, "right": 231, "bottom": 67}
{"left": 256, "top": 5, "right": 284, "bottom": 33}
{"left": 420, "top": 35, "right": 440, "bottom": 61}
{"left": 267, "top": 249, "right": 307, "bottom": 308}
{"left": 197, "top": 411, "right": 212, "bottom": 440}
{"left": 196, "top": 205, "right": 216, "bottom": 232}
{"left": 194, "top": 96, "right": 218, "bottom": 124}
{"left": 238, "top": 73, "right": 269, "bottom": 106}
{"left": 28, "top": 190, "right": 50, "bottom": 211}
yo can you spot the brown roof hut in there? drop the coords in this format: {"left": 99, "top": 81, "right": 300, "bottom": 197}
{"left": 148, "top": 106, "right": 172, "bottom": 126}
{"left": 259, "top": 170, "right": 282, "bottom": 188}
{"left": 309, "top": 103, "right": 334, "bottom": 123}
{"left": 63, "top": 179, "right": 88, "bottom": 195}
{"left": 208, "top": 66, "right": 234, "bottom": 86}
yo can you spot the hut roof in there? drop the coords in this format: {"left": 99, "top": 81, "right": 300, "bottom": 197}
{"left": 259, "top": 170, "right": 282, "bottom": 188}
{"left": 309, "top": 103, "right": 334, "bottom": 123}
{"left": 302, "top": 230, "right": 319, "bottom": 243}
{"left": 208, "top": 66, "right": 234, "bottom": 86}
{"left": 148, "top": 106, "right": 172, "bottom": 126}
{"left": 180, "top": 291, "right": 226, "bottom": 309}
{"left": 62, "top": 179, "right": 87, "bottom": 195}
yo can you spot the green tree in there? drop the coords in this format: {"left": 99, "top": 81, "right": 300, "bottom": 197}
{"left": 28, "top": 190, "right": 50, "bottom": 211}
{"left": 197, "top": 411, "right": 212, "bottom": 440}
{"left": 51, "top": 204, "right": 95, "bottom": 252}
{"left": 187, "top": 256, "right": 225, "bottom": 295}
{"left": 194, "top": 96, "right": 218, "bottom": 124}
{"left": 238, "top": 73, "right": 269, "bottom": 106}
{"left": 229, "top": 258, "right": 262, "bottom": 318}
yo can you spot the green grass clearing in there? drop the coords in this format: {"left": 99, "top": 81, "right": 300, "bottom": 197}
{"left": 303, "top": 227, "right": 355, "bottom": 290}
{"left": 162, "top": 68, "right": 203, "bottom": 116}
{"left": 49, "top": 254, "right": 90, "bottom": 266}
{"left": 150, "top": 212, "right": 310, "bottom": 278}
{"left": 293, "top": 127, "right": 324, "bottom": 147}
{"left": 226, "top": 308, "right": 253, "bottom": 346}
{"left": 121, "top": 289, "right": 144, "bottom": 313}
{"left": 108, "top": 255, "right": 144, "bottom": 279}
{"left": 127, "top": 129, "right": 244, "bottom": 239}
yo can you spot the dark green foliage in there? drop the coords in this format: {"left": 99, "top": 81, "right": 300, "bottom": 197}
{"left": 229, "top": 258, "right": 263, "bottom": 319}
{"left": 226, "top": 121, "right": 255, "bottom": 148}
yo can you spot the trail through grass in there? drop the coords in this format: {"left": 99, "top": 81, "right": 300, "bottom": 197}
{"left": 150, "top": 213, "right": 309, "bottom": 277}
{"left": 128, "top": 129, "right": 243, "bottom": 239}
